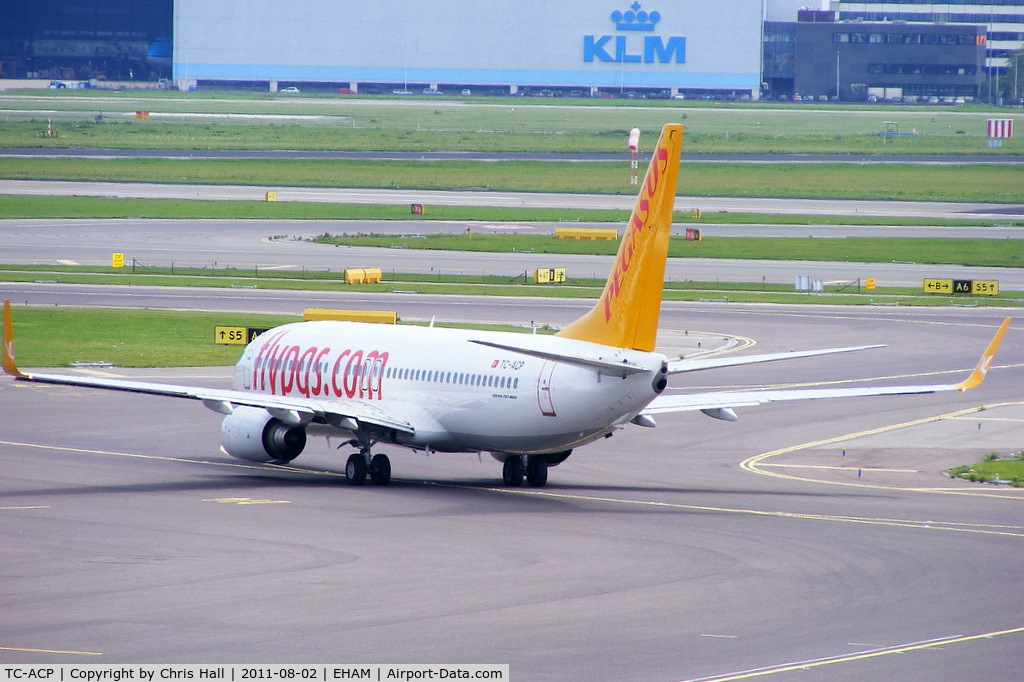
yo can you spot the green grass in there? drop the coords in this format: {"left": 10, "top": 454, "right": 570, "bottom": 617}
{"left": 2, "top": 264, "right": 1019, "bottom": 313}
{"left": 2, "top": 156, "right": 1024, "bottom": 202}
{"left": 949, "top": 452, "right": 1024, "bottom": 487}
{"left": 1, "top": 195, "right": 1021, "bottom": 227}
{"left": 2, "top": 99, "right": 1022, "bottom": 155}
{"left": 3, "top": 305, "right": 550, "bottom": 368}
{"left": 0, "top": 195, "right": 634, "bottom": 222}
{"left": 6, "top": 306, "right": 298, "bottom": 367}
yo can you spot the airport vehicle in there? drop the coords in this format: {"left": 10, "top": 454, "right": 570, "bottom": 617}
{"left": 1, "top": 124, "right": 1010, "bottom": 488}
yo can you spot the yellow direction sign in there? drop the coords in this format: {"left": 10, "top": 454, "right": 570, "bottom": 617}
{"left": 215, "top": 326, "right": 271, "bottom": 345}
{"left": 534, "top": 267, "right": 567, "bottom": 283}
{"left": 923, "top": 278, "right": 953, "bottom": 294}
{"left": 112, "top": 253, "right": 125, "bottom": 268}
{"left": 215, "top": 326, "right": 249, "bottom": 345}
{"left": 923, "top": 279, "right": 999, "bottom": 296}
{"left": 971, "top": 280, "right": 999, "bottom": 296}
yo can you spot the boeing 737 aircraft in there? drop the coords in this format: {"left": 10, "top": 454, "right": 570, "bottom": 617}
{"left": 2, "top": 124, "right": 1011, "bottom": 487}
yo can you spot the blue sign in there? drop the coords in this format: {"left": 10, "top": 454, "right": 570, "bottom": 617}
{"left": 584, "top": 3, "right": 686, "bottom": 64}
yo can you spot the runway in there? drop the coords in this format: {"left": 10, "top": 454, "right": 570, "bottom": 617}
{"left": 1, "top": 303, "right": 1022, "bottom": 680}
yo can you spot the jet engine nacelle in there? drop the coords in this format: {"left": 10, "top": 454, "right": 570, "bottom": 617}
{"left": 221, "top": 405, "right": 306, "bottom": 463}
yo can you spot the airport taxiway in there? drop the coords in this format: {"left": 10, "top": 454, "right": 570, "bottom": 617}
{"left": 1, "top": 304, "right": 1021, "bottom": 680}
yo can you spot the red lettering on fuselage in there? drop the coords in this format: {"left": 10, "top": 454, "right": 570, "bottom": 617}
{"left": 249, "top": 331, "right": 390, "bottom": 401}
{"left": 310, "top": 347, "right": 330, "bottom": 396}
{"left": 252, "top": 330, "right": 289, "bottom": 392}
{"left": 331, "top": 349, "right": 352, "bottom": 397}
{"left": 344, "top": 350, "right": 363, "bottom": 398}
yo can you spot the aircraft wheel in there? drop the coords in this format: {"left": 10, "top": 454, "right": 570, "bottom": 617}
{"left": 346, "top": 453, "right": 367, "bottom": 486}
{"left": 370, "top": 454, "right": 391, "bottom": 486}
{"left": 526, "top": 456, "right": 548, "bottom": 487}
{"left": 502, "top": 456, "right": 525, "bottom": 487}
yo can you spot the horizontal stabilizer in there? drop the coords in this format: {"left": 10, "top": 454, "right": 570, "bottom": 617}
{"left": 468, "top": 339, "right": 650, "bottom": 376}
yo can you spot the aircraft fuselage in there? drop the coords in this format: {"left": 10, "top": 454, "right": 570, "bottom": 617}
{"left": 234, "top": 321, "right": 667, "bottom": 455}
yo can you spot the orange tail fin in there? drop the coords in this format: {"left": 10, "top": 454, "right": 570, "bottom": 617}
{"left": 556, "top": 123, "right": 683, "bottom": 351}
{"left": 3, "top": 299, "right": 28, "bottom": 378}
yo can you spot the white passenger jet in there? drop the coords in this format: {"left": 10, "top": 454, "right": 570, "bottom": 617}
{"left": 2, "top": 124, "right": 1011, "bottom": 487}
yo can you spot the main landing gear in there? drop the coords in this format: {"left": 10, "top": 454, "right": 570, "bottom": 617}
{"left": 345, "top": 452, "right": 391, "bottom": 486}
{"left": 502, "top": 455, "right": 548, "bottom": 488}
{"left": 345, "top": 443, "right": 391, "bottom": 486}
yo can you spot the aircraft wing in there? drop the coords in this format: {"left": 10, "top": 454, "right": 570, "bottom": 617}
{"left": 2, "top": 302, "right": 413, "bottom": 434}
{"left": 644, "top": 382, "right": 963, "bottom": 416}
{"left": 11, "top": 367, "right": 415, "bottom": 433}
{"left": 645, "top": 317, "right": 1010, "bottom": 417}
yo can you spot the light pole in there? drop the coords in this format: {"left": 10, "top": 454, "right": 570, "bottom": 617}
{"left": 835, "top": 50, "right": 840, "bottom": 100}
{"left": 1016, "top": 53, "right": 1024, "bottom": 107}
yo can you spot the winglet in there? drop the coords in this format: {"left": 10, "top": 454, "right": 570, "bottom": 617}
{"left": 3, "top": 299, "right": 28, "bottom": 379}
{"left": 556, "top": 123, "right": 683, "bottom": 351}
{"left": 955, "top": 317, "right": 1010, "bottom": 391}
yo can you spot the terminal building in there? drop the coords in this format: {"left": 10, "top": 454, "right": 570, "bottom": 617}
{"left": 766, "top": 12, "right": 989, "bottom": 102}
{"left": 829, "top": 0, "right": 1024, "bottom": 72}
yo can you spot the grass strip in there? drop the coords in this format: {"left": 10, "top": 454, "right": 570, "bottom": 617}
{"left": 3, "top": 305, "right": 547, "bottom": 368}
{"left": 0, "top": 195, "right": 1018, "bottom": 228}
{"left": 6, "top": 306, "right": 296, "bottom": 367}
{"left": 2, "top": 156, "right": 1024, "bottom": 202}
{"left": 0, "top": 195, "right": 630, "bottom": 222}
{"left": 948, "top": 452, "right": 1024, "bottom": 487}
{"left": 2, "top": 112, "right": 1022, "bottom": 155}
{"left": 3, "top": 266, "right": 1019, "bottom": 311}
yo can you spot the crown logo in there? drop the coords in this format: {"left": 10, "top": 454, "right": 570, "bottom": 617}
{"left": 610, "top": 2, "right": 661, "bottom": 31}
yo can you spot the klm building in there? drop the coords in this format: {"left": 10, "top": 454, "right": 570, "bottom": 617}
{"left": 172, "top": 0, "right": 763, "bottom": 98}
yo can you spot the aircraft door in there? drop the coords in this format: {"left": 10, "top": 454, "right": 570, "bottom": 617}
{"left": 537, "top": 361, "right": 556, "bottom": 417}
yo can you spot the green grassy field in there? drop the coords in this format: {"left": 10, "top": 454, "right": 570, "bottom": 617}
{"left": 2, "top": 262, "right": 1019, "bottom": 312}
{"left": 2, "top": 305, "right": 549, "bottom": 368}
{"left": 5, "top": 306, "right": 297, "bottom": 367}
{"left": 2, "top": 195, "right": 1019, "bottom": 226}
{"left": 3, "top": 156, "right": 1024, "bottom": 203}
{"left": 2, "top": 93, "right": 1022, "bottom": 155}
{"left": 949, "top": 452, "right": 1024, "bottom": 487}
